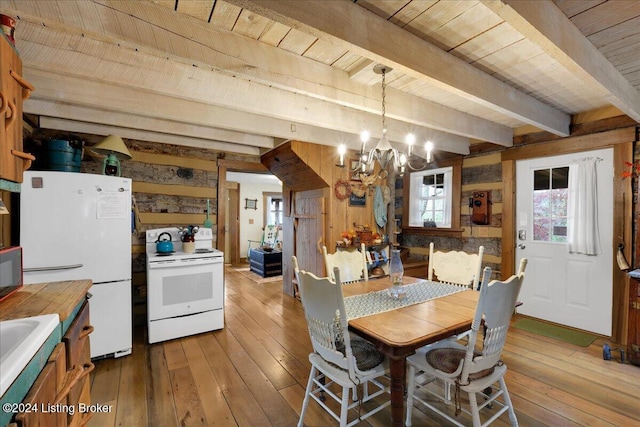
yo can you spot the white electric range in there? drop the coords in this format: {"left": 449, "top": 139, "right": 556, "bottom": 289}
{"left": 145, "top": 227, "right": 224, "bottom": 344}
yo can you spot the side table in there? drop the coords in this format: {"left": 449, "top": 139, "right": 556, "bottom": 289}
{"left": 249, "top": 248, "right": 283, "bottom": 278}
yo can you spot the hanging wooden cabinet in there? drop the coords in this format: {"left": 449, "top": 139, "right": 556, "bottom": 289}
{"left": 0, "top": 35, "right": 35, "bottom": 183}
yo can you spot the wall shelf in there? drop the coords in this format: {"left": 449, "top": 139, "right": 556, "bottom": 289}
{"left": 401, "top": 226, "right": 465, "bottom": 237}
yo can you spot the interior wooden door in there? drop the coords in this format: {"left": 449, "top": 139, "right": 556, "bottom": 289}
{"left": 293, "top": 189, "right": 325, "bottom": 277}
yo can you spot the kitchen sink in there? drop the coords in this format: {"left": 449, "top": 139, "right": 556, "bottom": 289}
{"left": 0, "top": 314, "right": 60, "bottom": 397}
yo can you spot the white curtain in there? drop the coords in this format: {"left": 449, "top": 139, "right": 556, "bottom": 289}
{"left": 567, "top": 158, "right": 601, "bottom": 255}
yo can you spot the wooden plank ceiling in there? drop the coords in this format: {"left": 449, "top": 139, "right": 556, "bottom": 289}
{"left": 2, "top": 0, "right": 639, "bottom": 157}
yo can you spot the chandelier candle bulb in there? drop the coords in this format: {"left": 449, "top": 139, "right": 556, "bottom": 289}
{"left": 406, "top": 133, "right": 415, "bottom": 157}
{"left": 338, "top": 144, "right": 346, "bottom": 167}
{"left": 425, "top": 141, "right": 434, "bottom": 163}
{"left": 360, "top": 131, "right": 369, "bottom": 153}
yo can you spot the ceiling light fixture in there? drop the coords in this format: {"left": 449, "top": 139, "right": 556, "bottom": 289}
{"left": 337, "top": 64, "right": 434, "bottom": 177}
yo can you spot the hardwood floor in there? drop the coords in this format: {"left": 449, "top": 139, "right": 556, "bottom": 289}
{"left": 86, "top": 267, "right": 640, "bottom": 426}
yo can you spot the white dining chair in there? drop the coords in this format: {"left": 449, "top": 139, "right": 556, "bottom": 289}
{"left": 428, "top": 242, "right": 485, "bottom": 290}
{"left": 405, "top": 263, "right": 526, "bottom": 427}
{"left": 428, "top": 242, "right": 485, "bottom": 345}
{"left": 322, "top": 243, "right": 369, "bottom": 284}
{"left": 293, "top": 257, "right": 390, "bottom": 427}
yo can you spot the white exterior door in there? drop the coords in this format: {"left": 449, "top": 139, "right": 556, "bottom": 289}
{"left": 515, "top": 148, "right": 613, "bottom": 336}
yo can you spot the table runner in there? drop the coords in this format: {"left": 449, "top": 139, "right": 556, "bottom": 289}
{"left": 344, "top": 280, "right": 466, "bottom": 320}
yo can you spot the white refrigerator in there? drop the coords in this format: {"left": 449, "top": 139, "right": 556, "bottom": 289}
{"left": 20, "top": 171, "right": 133, "bottom": 359}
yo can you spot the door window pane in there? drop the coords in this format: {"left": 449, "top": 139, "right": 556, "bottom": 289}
{"left": 533, "top": 167, "right": 569, "bottom": 243}
{"left": 533, "top": 218, "right": 551, "bottom": 241}
{"left": 534, "top": 169, "right": 551, "bottom": 190}
{"left": 533, "top": 191, "right": 550, "bottom": 217}
{"left": 552, "top": 167, "right": 569, "bottom": 189}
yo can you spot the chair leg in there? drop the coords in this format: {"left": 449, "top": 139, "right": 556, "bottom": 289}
{"left": 444, "top": 381, "right": 454, "bottom": 404}
{"left": 298, "top": 367, "right": 316, "bottom": 427}
{"left": 499, "top": 377, "right": 519, "bottom": 426}
{"left": 339, "top": 385, "right": 350, "bottom": 427}
{"left": 352, "top": 381, "right": 369, "bottom": 401}
{"left": 405, "top": 365, "right": 416, "bottom": 427}
{"left": 468, "top": 390, "right": 482, "bottom": 427}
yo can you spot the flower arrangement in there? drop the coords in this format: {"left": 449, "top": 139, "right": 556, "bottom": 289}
{"left": 339, "top": 225, "right": 383, "bottom": 246}
{"left": 340, "top": 229, "right": 356, "bottom": 246}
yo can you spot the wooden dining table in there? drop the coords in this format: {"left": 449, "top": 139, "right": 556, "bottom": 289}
{"left": 342, "top": 276, "right": 479, "bottom": 427}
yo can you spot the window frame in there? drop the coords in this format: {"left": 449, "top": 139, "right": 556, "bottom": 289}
{"left": 401, "top": 156, "right": 462, "bottom": 236}
{"left": 263, "top": 192, "right": 283, "bottom": 226}
{"left": 408, "top": 167, "right": 453, "bottom": 227}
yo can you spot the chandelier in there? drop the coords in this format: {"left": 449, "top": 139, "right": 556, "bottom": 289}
{"left": 337, "top": 64, "right": 434, "bottom": 177}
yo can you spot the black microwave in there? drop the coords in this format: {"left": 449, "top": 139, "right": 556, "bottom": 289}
{"left": 0, "top": 246, "right": 23, "bottom": 301}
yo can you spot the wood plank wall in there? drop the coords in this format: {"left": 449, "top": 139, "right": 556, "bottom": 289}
{"left": 287, "top": 141, "right": 382, "bottom": 249}
{"left": 23, "top": 130, "right": 261, "bottom": 325}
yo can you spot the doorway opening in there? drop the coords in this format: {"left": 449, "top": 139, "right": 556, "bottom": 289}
{"left": 225, "top": 171, "right": 282, "bottom": 266}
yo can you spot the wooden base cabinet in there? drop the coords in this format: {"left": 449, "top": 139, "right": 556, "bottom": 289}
{"left": 14, "top": 302, "right": 95, "bottom": 427}
{"left": 63, "top": 302, "right": 94, "bottom": 427}
{"left": 14, "top": 344, "right": 67, "bottom": 427}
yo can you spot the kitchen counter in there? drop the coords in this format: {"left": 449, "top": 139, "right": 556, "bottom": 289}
{"left": 0, "top": 279, "right": 92, "bottom": 322}
{"left": 0, "top": 279, "right": 92, "bottom": 427}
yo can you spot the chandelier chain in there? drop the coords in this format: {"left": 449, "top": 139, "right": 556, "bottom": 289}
{"left": 381, "top": 69, "right": 386, "bottom": 133}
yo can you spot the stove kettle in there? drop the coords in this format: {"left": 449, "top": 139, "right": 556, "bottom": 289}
{"left": 155, "top": 232, "right": 174, "bottom": 253}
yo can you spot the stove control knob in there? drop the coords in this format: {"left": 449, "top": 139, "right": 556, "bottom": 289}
{"left": 148, "top": 231, "right": 157, "bottom": 240}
